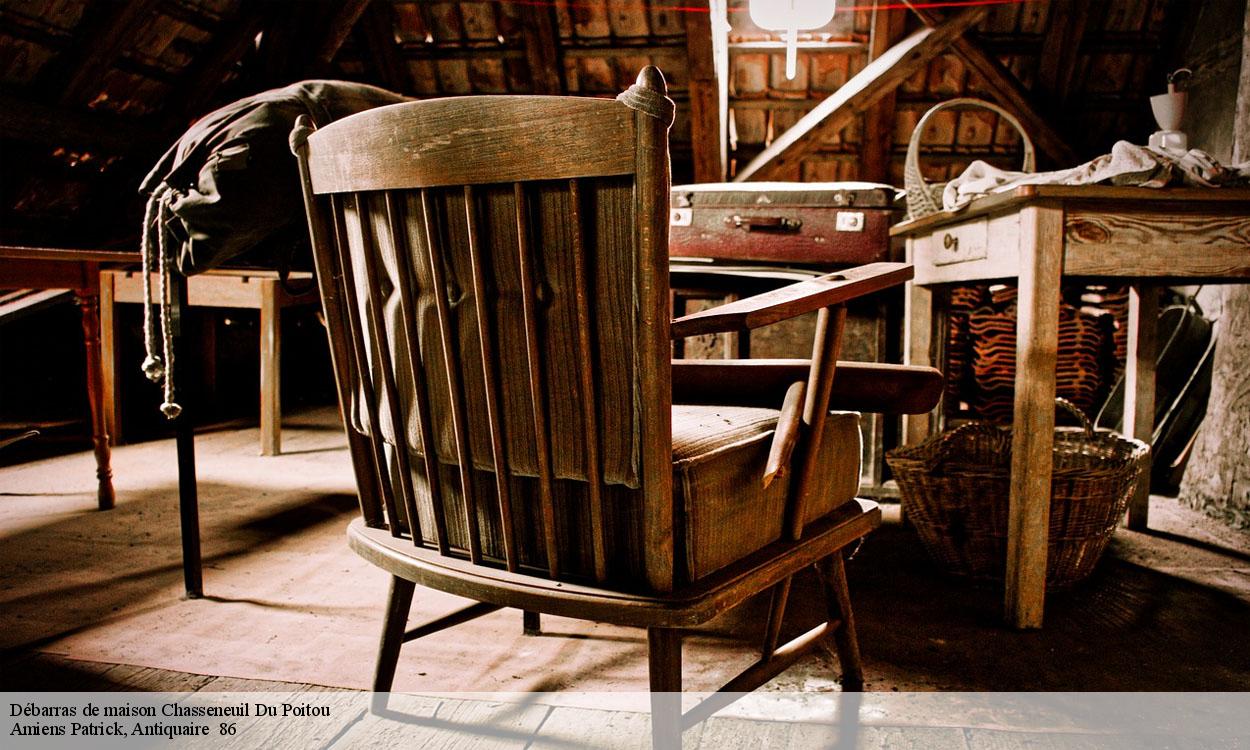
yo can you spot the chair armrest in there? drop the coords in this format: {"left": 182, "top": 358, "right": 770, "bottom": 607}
{"left": 672, "top": 359, "right": 943, "bottom": 415}
{"left": 670, "top": 262, "right": 912, "bottom": 339}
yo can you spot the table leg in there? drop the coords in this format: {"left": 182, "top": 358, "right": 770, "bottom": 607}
{"left": 671, "top": 291, "right": 687, "bottom": 359}
{"left": 99, "top": 271, "right": 122, "bottom": 446}
{"left": 902, "top": 273, "right": 937, "bottom": 446}
{"left": 171, "top": 274, "right": 203, "bottom": 598}
{"left": 1124, "top": 284, "right": 1158, "bottom": 530}
{"left": 260, "top": 279, "right": 281, "bottom": 456}
{"left": 76, "top": 288, "right": 115, "bottom": 511}
{"left": 901, "top": 276, "right": 941, "bottom": 526}
{"left": 1004, "top": 205, "right": 1063, "bottom": 630}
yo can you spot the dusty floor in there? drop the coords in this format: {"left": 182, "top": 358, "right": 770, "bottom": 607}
{"left": 1, "top": 407, "right": 1249, "bottom": 694}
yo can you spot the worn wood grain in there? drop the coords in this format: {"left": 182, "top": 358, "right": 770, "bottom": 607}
{"left": 334, "top": 196, "right": 402, "bottom": 536}
{"left": 293, "top": 126, "right": 385, "bottom": 527}
{"left": 671, "top": 359, "right": 942, "bottom": 415}
{"left": 685, "top": 1, "right": 722, "bottom": 182}
{"left": 307, "top": 98, "right": 637, "bottom": 193}
{"left": 764, "top": 381, "right": 806, "bottom": 488}
{"left": 894, "top": 187, "right": 1250, "bottom": 236}
{"left": 421, "top": 188, "right": 483, "bottom": 561}
{"left": 386, "top": 192, "right": 451, "bottom": 553}
{"left": 464, "top": 186, "right": 517, "bottom": 568}
{"left": 901, "top": 272, "right": 939, "bottom": 452}
{"left": 1004, "top": 205, "right": 1063, "bottom": 629}
{"left": 671, "top": 262, "right": 912, "bottom": 338}
{"left": 861, "top": 8, "right": 907, "bottom": 183}
{"left": 789, "top": 306, "right": 847, "bottom": 539}
{"left": 349, "top": 500, "right": 879, "bottom": 628}
{"left": 568, "top": 179, "right": 608, "bottom": 581}
{"left": 630, "top": 68, "right": 676, "bottom": 593}
{"left": 258, "top": 279, "right": 282, "bottom": 457}
{"left": 1124, "top": 284, "right": 1158, "bottom": 530}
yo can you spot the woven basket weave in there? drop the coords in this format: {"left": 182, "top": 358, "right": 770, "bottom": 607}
{"left": 904, "top": 97, "right": 1036, "bottom": 219}
{"left": 886, "top": 400, "right": 1148, "bottom": 588}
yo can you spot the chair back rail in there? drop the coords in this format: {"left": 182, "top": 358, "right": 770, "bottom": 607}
{"left": 293, "top": 69, "right": 675, "bottom": 591}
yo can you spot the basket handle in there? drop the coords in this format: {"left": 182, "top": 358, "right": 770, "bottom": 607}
{"left": 923, "top": 421, "right": 1007, "bottom": 472}
{"left": 904, "top": 97, "right": 1037, "bottom": 217}
{"left": 1055, "top": 397, "right": 1095, "bottom": 439}
{"left": 924, "top": 398, "right": 1092, "bottom": 471}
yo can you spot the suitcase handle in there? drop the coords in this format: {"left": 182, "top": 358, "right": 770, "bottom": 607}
{"left": 727, "top": 214, "right": 803, "bottom": 232}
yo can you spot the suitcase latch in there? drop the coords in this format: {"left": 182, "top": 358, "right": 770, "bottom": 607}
{"left": 727, "top": 215, "right": 802, "bottom": 232}
{"left": 835, "top": 211, "right": 865, "bottom": 232}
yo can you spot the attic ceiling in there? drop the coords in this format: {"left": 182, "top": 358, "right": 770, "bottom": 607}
{"left": 0, "top": 0, "right": 1193, "bottom": 249}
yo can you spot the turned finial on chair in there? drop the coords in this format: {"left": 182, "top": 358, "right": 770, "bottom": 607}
{"left": 616, "top": 66, "right": 675, "bottom": 126}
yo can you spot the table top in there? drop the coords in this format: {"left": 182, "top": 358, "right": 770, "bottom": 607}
{"left": 891, "top": 185, "right": 1250, "bottom": 236}
{"left": 0, "top": 245, "right": 141, "bottom": 264}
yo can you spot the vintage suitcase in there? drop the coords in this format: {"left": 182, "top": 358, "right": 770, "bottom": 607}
{"left": 669, "top": 181, "right": 900, "bottom": 265}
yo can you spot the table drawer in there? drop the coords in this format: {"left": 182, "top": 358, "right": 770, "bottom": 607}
{"left": 931, "top": 218, "right": 988, "bottom": 265}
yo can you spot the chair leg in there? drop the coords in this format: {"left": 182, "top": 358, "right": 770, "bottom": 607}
{"left": 760, "top": 576, "right": 793, "bottom": 661}
{"left": 648, "top": 628, "right": 682, "bottom": 750}
{"left": 820, "top": 551, "right": 864, "bottom": 691}
{"left": 373, "top": 576, "right": 416, "bottom": 695}
{"left": 523, "top": 610, "right": 541, "bottom": 635}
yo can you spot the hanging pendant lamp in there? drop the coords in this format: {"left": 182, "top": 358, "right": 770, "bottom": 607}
{"left": 748, "top": 0, "right": 838, "bottom": 80}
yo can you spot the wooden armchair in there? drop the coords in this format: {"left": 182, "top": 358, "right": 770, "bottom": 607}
{"left": 292, "top": 67, "right": 941, "bottom": 743}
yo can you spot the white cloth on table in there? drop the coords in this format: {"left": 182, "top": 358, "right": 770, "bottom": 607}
{"left": 942, "top": 140, "right": 1250, "bottom": 211}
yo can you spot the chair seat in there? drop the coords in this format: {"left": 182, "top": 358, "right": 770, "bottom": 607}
{"left": 672, "top": 404, "right": 862, "bottom": 579}
{"left": 348, "top": 497, "right": 880, "bottom": 629}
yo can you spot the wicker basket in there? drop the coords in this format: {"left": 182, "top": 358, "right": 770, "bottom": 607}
{"left": 886, "top": 400, "right": 1149, "bottom": 588}
{"left": 904, "top": 97, "right": 1036, "bottom": 219}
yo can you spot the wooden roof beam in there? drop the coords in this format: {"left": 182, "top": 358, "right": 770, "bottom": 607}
{"left": 1035, "top": 0, "right": 1093, "bottom": 111}
{"left": 734, "top": 6, "right": 988, "bottom": 183}
{"left": 53, "top": 0, "right": 165, "bottom": 107}
{"left": 0, "top": 92, "right": 160, "bottom": 153}
{"left": 310, "top": 0, "right": 374, "bottom": 74}
{"left": 860, "top": 7, "right": 907, "bottom": 183}
{"left": 164, "top": 4, "right": 267, "bottom": 124}
{"left": 686, "top": 0, "right": 727, "bottom": 182}
{"left": 357, "top": 1, "right": 412, "bottom": 93}
{"left": 519, "top": 3, "right": 564, "bottom": 94}
{"left": 905, "top": 1, "right": 1078, "bottom": 166}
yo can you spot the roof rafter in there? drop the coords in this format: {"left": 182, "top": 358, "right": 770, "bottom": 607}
{"left": 357, "top": 1, "right": 411, "bottom": 93}
{"left": 0, "top": 92, "right": 160, "bottom": 153}
{"left": 310, "top": 0, "right": 374, "bottom": 75}
{"left": 685, "top": 0, "right": 725, "bottom": 182}
{"left": 519, "top": 3, "right": 564, "bottom": 94}
{"left": 860, "top": 7, "right": 907, "bottom": 183}
{"left": 54, "top": 0, "right": 165, "bottom": 107}
{"left": 905, "top": 1, "right": 1078, "bottom": 166}
{"left": 1035, "top": 0, "right": 1093, "bottom": 112}
{"left": 734, "top": 6, "right": 988, "bottom": 183}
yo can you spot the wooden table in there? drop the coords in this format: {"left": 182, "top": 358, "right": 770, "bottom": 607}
{"left": 892, "top": 185, "right": 1250, "bottom": 629}
{"left": 101, "top": 268, "right": 315, "bottom": 456}
{"left": 0, "top": 246, "right": 140, "bottom": 510}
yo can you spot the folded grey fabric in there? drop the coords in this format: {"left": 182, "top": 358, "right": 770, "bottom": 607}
{"left": 943, "top": 140, "right": 1250, "bottom": 211}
